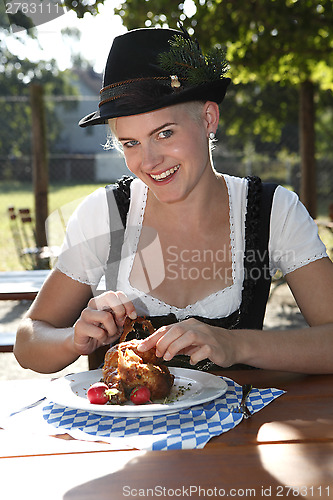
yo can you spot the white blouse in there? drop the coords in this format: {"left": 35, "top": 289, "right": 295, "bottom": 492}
{"left": 56, "top": 175, "right": 327, "bottom": 320}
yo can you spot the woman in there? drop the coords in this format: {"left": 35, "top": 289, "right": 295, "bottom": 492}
{"left": 14, "top": 27, "right": 333, "bottom": 374}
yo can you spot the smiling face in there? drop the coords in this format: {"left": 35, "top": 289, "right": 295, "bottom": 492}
{"left": 110, "top": 101, "right": 219, "bottom": 204}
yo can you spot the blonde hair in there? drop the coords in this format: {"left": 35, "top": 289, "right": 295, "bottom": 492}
{"left": 103, "top": 101, "right": 216, "bottom": 151}
{"left": 103, "top": 118, "right": 119, "bottom": 151}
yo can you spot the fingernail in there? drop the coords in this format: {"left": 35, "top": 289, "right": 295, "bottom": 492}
{"left": 163, "top": 352, "right": 171, "bottom": 361}
{"left": 129, "top": 311, "right": 137, "bottom": 319}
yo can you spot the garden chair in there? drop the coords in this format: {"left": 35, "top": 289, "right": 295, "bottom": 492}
{"left": 7, "top": 207, "right": 58, "bottom": 269}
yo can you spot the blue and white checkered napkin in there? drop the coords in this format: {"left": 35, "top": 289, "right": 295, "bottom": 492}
{"left": 42, "top": 377, "right": 284, "bottom": 451}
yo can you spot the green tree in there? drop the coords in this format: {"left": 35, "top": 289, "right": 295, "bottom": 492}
{"left": 0, "top": 45, "right": 77, "bottom": 158}
{"left": 0, "top": 9, "right": 81, "bottom": 160}
{"left": 4, "top": 0, "right": 332, "bottom": 216}
{"left": 113, "top": 0, "right": 333, "bottom": 218}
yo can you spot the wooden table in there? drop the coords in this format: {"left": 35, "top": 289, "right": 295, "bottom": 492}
{"left": 0, "top": 270, "right": 104, "bottom": 364}
{"left": 0, "top": 270, "right": 51, "bottom": 351}
{"left": 0, "top": 270, "right": 50, "bottom": 301}
{"left": 1, "top": 370, "right": 332, "bottom": 499}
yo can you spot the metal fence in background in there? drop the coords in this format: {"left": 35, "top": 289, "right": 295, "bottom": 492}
{"left": 0, "top": 94, "right": 332, "bottom": 216}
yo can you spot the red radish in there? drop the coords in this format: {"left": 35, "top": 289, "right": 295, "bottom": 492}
{"left": 87, "top": 382, "right": 110, "bottom": 405}
{"left": 130, "top": 386, "right": 151, "bottom": 405}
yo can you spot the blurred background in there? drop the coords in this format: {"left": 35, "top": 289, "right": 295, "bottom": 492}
{"left": 1, "top": 0, "right": 333, "bottom": 271}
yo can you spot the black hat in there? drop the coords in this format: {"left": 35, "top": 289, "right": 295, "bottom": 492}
{"left": 79, "top": 27, "right": 231, "bottom": 127}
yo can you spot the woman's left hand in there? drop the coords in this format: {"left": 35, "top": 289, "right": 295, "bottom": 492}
{"left": 137, "top": 318, "right": 237, "bottom": 367}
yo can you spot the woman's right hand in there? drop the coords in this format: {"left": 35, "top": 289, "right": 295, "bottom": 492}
{"left": 73, "top": 291, "right": 137, "bottom": 355}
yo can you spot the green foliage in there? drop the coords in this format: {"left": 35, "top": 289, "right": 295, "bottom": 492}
{"left": 315, "top": 93, "right": 333, "bottom": 159}
{"left": 2, "top": 0, "right": 332, "bottom": 166}
{"left": 112, "top": 0, "right": 333, "bottom": 145}
{"left": 0, "top": 46, "right": 78, "bottom": 157}
{"left": 0, "top": 181, "right": 105, "bottom": 271}
{"left": 0, "top": 0, "right": 104, "bottom": 32}
{"left": 218, "top": 81, "right": 299, "bottom": 147}
{"left": 159, "top": 33, "right": 229, "bottom": 84}
{"left": 61, "top": 0, "right": 102, "bottom": 19}
{"left": 3, "top": 0, "right": 332, "bottom": 92}
{"left": 114, "top": 0, "right": 333, "bottom": 89}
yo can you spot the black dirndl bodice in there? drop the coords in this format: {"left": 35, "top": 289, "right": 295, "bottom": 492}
{"left": 105, "top": 175, "right": 277, "bottom": 370}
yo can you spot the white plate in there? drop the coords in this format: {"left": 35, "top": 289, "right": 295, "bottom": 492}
{"left": 48, "top": 368, "right": 228, "bottom": 417}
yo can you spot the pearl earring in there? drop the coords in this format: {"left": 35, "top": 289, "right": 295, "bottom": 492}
{"left": 209, "top": 132, "right": 215, "bottom": 140}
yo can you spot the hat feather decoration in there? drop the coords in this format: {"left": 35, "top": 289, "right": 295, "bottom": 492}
{"left": 78, "top": 25, "right": 231, "bottom": 127}
{"left": 158, "top": 32, "right": 230, "bottom": 86}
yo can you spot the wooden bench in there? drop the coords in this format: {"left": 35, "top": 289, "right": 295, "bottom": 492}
{"left": 0, "top": 270, "right": 50, "bottom": 353}
{"left": 0, "top": 332, "right": 16, "bottom": 353}
{"left": 0, "top": 270, "right": 50, "bottom": 301}
{"left": 0, "top": 270, "right": 104, "bottom": 368}
{"left": 7, "top": 206, "right": 59, "bottom": 270}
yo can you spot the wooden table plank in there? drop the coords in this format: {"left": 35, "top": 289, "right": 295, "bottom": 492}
{"left": 210, "top": 370, "right": 333, "bottom": 447}
{"left": 0, "top": 270, "right": 50, "bottom": 300}
{"left": 210, "top": 397, "right": 333, "bottom": 448}
{"left": 0, "top": 432, "right": 123, "bottom": 459}
{"left": 1, "top": 444, "right": 332, "bottom": 500}
{"left": 223, "top": 370, "right": 333, "bottom": 398}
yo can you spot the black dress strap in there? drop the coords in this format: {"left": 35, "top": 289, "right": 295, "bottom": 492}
{"left": 105, "top": 176, "right": 134, "bottom": 291}
{"left": 237, "top": 176, "right": 278, "bottom": 329}
{"left": 104, "top": 175, "right": 278, "bottom": 370}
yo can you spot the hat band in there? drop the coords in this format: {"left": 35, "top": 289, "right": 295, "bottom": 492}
{"left": 99, "top": 77, "right": 172, "bottom": 107}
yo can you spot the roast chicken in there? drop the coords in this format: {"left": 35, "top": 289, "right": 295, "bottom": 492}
{"left": 102, "top": 317, "right": 174, "bottom": 403}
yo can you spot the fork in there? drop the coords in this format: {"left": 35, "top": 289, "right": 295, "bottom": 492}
{"left": 233, "top": 384, "right": 252, "bottom": 419}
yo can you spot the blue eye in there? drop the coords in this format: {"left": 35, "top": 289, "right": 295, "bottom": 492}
{"left": 158, "top": 129, "right": 173, "bottom": 139}
{"left": 124, "top": 140, "right": 139, "bottom": 148}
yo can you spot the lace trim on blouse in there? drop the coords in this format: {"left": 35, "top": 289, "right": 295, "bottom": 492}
{"left": 284, "top": 252, "right": 327, "bottom": 275}
{"left": 55, "top": 263, "right": 95, "bottom": 286}
{"left": 119, "top": 175, "right": 242, "bottom": 319}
